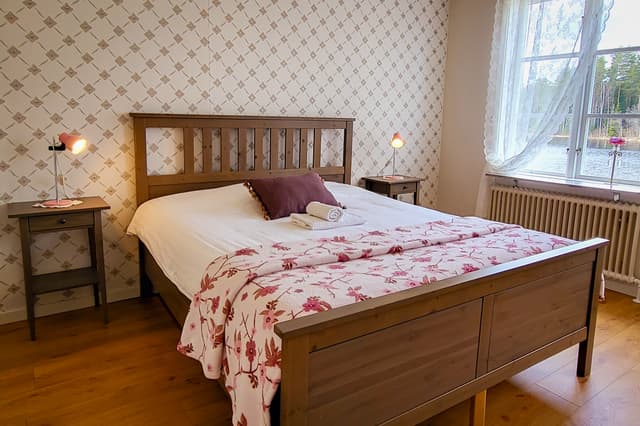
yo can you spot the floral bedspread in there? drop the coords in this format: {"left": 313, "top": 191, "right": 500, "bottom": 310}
{"left": 178, "top": 217, "right": 571, "bottom": 425}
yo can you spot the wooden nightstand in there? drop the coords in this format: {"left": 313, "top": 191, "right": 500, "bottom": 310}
{"left": 363, "top": 176, "right": 423, "bottom": 205}
{"left": 7, "top": 196, "right": 110, "bottom": 340}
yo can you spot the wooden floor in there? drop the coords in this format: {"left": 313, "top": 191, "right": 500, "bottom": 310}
{"left": 0, "top": 298, "right": 231, "bottom": 426}
{"left": 0, "top": 290, "right": 638, "bottom": 426}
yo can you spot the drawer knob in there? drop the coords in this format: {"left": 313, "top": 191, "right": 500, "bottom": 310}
{"left": 58, "top": 218, "right": 67, "bottom": 224}
{"left": 402, "top": 185, "right": 408, "bottom": 190}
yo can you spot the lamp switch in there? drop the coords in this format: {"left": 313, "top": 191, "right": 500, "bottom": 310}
{"left": 613, "top": 192, "right": 620, "bottom": 202}
{"left": 57, "top": 175, "right": 64, "bottom": 185}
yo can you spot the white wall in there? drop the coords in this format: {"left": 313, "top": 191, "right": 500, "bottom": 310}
{"left": 437, "top": 0, "right": 497, "bottom": 216}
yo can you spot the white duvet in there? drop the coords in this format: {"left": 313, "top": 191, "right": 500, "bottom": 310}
{"left": 127, "top": 182, "right": 454, "bottom": 300}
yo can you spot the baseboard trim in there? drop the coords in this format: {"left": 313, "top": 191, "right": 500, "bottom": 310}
{"left": 0, "top": 287, "right": 138, "bottom": 325}
{"left": 0, "top": 309, "right": 28, "bottom": 325}
{"left": 606, "top": 278, "right": 639, "bottom": 300}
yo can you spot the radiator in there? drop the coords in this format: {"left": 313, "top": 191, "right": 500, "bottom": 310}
{"left": 489, "top": 185, "right": 640, "bottom": 301}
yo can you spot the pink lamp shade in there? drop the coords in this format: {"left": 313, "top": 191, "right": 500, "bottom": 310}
{"left": 58, "top": 132, "right": 87, "bottom": 154}
{"left": 390, "top": 132, "right": 405, "bottom": 149}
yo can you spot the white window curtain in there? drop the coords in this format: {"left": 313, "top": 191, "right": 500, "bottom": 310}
{"left": 476, "top": 0, "right": 612, "bottom": 216}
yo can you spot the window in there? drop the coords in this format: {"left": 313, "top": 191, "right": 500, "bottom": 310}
{"left": 525, "top": 0, "right": 640, "bottom": 185}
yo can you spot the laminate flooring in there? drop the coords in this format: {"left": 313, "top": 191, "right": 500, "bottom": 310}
{"left": 1, "top": 290, "right": 638, "bottom": 425}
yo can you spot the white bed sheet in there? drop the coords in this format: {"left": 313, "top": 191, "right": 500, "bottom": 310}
{"left": 127, "top": 182, "right": 454, "bottom": 300}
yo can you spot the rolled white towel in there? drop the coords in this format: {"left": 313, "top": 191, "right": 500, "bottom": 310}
{"left": 306, "top": 201, "right": 344, "bottom": 222}
{"left": 291, "top": 213, "right": 364, "bottom": 230}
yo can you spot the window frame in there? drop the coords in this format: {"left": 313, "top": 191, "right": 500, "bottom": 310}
{"left": 574, "top": 45, "right": 640, "bottom": 184}
{"left": 522, "top": 2, "right": 640, "bottom": 186}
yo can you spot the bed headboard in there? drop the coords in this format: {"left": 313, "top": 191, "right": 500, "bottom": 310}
{"left": 131, "top": 113, "right": 354, "bottom": 205}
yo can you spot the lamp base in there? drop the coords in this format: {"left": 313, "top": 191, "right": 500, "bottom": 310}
{"left": 42, "top": 199, "right": 74, "bottom": 208}
{"left": 382, "top": 175, "right": 406, "bottom": 180}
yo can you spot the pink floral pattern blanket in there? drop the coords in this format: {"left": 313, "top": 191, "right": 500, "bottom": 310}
{"left": 178, "top": 217, "right": 571, "bottom": 425}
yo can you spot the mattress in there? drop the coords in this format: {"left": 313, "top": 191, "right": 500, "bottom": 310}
{"left": 127, "top": 181, "right": 454, "bottom": 299}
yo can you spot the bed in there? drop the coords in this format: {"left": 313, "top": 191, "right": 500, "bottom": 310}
{"left": 129, "top": 113, "right": 607, "bottom": 425}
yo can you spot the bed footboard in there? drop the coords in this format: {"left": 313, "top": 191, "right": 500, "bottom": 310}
{"left": 275, "top": 238, "right": 607, "bottom": 425}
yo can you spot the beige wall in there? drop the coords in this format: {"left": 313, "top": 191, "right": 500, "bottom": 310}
{"left": 0, "top": 0, "right": 448, "bottom": 323}
{"left": 437, "top": 0, "right": 497, "bottom": 216}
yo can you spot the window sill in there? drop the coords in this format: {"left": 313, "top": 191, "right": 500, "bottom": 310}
{"left": 487, "top": 172, "right": 640, "bottom": 204}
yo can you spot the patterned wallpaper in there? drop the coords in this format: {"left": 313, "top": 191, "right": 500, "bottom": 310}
{"left": 0, "top": 0, "right": 448, "bottom": 322}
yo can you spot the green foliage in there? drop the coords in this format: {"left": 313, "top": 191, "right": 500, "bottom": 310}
{"left": 592, "top": 51, "right": 640, "bottom": 115}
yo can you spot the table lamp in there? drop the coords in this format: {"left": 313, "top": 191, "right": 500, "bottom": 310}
{"left": 388, "top": 132, "right": 405, "bottom": 179}
{"left": 42, "top": 132, "right": 87, "bottom": 207}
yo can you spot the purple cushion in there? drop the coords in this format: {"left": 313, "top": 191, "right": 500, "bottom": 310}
{"left": 246, "top": 173, "right": 340, "bottom": 220}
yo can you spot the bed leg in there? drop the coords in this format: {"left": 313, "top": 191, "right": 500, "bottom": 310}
{"left": 577, "top": 339, "right": 593, "bottom": 378}
{"left": 577, "top": 306, "right": 597, "bottom": 378}
{"left": 140, "top": 273, "right": 153, "bottom": 297}
{"left": 138, "top": 241, "right": 154, "bottom": 298}
{"left": 469, "top": 390, "right": 486, "bottom": 426}
{"left": 577, "top": 246, "right": 604, "bottom": 378}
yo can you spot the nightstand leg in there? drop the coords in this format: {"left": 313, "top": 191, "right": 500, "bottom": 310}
{"left": 26, "top": 287, "right": 36, "bottom": 341}
{"left": 92, "top": 284, "right": 100, "bottom": 306}
{"left": 88, "top": 228, "right": 100, "bottom": 307}
{"left": 415, "top": 182, "right": 421, "bottom": 206}
{"left": 93, "top": 212, "right": 108, "bottom": 324}
{"left": 19, "top": 218, "right": 36, "bottom": 340}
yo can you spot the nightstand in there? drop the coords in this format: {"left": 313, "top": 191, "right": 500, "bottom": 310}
{"left": 362, "top": 176, "right": 423, "bottom": 205}
{"left": 7, "top": 197, "right": 110, "bottom": 340}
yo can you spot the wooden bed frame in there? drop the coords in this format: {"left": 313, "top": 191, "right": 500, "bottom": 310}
{"left": 131, "top": 112, "right": 607, "bottom": 425}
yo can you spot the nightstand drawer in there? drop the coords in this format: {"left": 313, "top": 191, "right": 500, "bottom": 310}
{"left": 389, "top": 182, "right": 417, "bottom": 195}
{"left": 29, "top": 212, "right": 94, "bottom": 232}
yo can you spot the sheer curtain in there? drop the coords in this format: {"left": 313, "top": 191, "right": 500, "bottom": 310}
{"left": 484, "top": 0, "right": 611, "bottom": 173}
{"left": 476, "top": 0, "right": 612, "bottom": 215}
